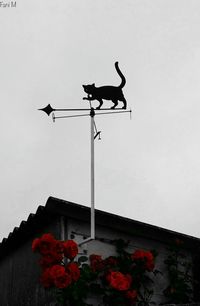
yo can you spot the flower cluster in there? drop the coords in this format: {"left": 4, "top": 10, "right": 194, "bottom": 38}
{"left": 32, "top": 233, "right": 79, "bottom": 289}
{"left": 107, "top": 271, "right": 132, "bottom": 291}
{"left": 131, "top": 249, "right": 155, "bottom": 271}
{"left": 33, "top": 235, "right": 156, "bottom": 306}
{"left": 163, "top": 239, "right": 193, "bottom": 304}
{"left": 88, "top": 244, "right": 156, "bottom": 306}
{"left": 106, "top": 271, "right": 137, "bottom": 305}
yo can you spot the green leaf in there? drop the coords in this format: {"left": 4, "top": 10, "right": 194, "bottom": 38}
{"left": 90, "top": 283, "right": 103, "bottom": 295}
{"left": 78, "top": 256, "right": 89, "bottom": 264}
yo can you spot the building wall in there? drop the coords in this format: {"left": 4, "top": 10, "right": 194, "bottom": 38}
{"left": 67, "top": 217, "right": 194, "bottom": 305}
{"left": 0, "top": 212, "right": 197, "bottom": 306}
{"left": 0, "top": 218, "right": 61, "bottom": 306}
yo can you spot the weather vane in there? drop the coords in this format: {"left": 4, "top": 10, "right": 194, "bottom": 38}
{"left": 39, "top": 61, "right": 131, "bottom": 245}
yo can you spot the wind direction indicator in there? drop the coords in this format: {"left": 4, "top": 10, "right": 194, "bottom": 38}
{"left": 39, "top": 104, "right": 131, "bottom": 245}
{"left": 39, "top": 61, "right": 131, "bottom": 245}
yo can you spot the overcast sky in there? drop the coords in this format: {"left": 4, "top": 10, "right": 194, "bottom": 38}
{"left": 1, "top": 0, "right": 200, "bottom": 241}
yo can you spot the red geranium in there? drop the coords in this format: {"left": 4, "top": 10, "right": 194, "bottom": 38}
{"left": 33, "top": 235, "right": 156, "bottom": 305}
{"left": 104, "top": 256, "right": 118, "bottom": 267}
{"left": 67, "top": 262, "right": 80, "bottom": 282}
{"left": 39, "top": 251, "right": 63, "bottom": 268}
{"left": 90, "top": 254, "right": 105, "bottom": 272}
{"left": 125, "top": 289, "right": 138, "bottom": 304}
{"left": 32, "top": 237, "right": 41, "bottom": 252}
{"left": 131, "top": 250, "right": 144, "bottom": 260}
{"left": 32, "top": 233, "right": 56, "bottom": 255}
{"left": 63, "top": 240, "right": 78, "bottom": 259}
{"left": 32, "top": 234, "right": 64, "bottom": 268}
{"left": 131, "top": 250, "right": 155, "bottom": 271}
{"left": 50, "top": 265, "right": 72, "bottom": 289}
{"left": 40, "top": 267, "right": 54, "bottom": 288}
{"left": 107, "top": 271, "right": 132, "bottom": 291}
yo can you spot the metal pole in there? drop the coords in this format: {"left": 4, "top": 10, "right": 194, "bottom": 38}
{"left": 39, "top": 104, "right": 131, "bottom": 247}
{"left": 78, "top": 108, "right": 95, "bottom": 246}
{"left": 91, "top": 110, "right": 95, "bottom": 240}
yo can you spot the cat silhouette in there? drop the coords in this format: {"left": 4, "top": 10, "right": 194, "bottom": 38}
{"left": 83, "top": 62, "right": 127, "bottom": 110}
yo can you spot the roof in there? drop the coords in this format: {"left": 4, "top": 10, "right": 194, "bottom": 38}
{"left": 0, "top": 196, "right": 200, "bottom": 259}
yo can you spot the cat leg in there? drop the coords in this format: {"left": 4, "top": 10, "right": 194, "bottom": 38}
{"left": 111, "top": 99, "right": 118, "bottom": 109}
{"left": 121, "top": 98, "right": 127, "bottom": 109}
{"left": 96, "top": 99, "right": 103, "bottom": 110}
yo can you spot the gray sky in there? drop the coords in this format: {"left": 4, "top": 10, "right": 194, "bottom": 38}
{"left": 1, "top": 0, "right": 200, "bottom": 241}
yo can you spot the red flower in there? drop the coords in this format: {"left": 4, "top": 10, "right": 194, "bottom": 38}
{"left": 50, "top": 265, "right": 72, "bottom": 289}
{"left": 90, "top": 254, "right": 105, "bottom": 272}
{"left": 67, "top": 262, "right": 80, "bottom": 282}
{"left": 145, "top": 260, "right": 155, "bottom": 272}
{"left": 32, "top": 235, "right": 80, "bottom": 268}
{"left": 63, "top": 240, "right": 78, "bottom": 259}
{"left": 107, "top": 271, "right": 132, "bottom": 291}
{"left": 104, "top": 256, "right": 118, "bottom": 267}
{"left": 40, "top": 265, "right": 72, "bottom": 289}
{"left": 39, "top": 251, "right": 63, "bottom": 268}
{"left": 131, "top": 250, "right": 155, "bottom": 271}
{"left": 144, "top": 251, "right": 154, "bottom": 271}
{"left": 32, "top": 238, "right": 41, "bottom": 252}
{"left": 125, "top": 289, "right": 138, "bottom": 303}
{"left": 32, "top": 233, "right": 56, "bottom": 255}
{"left": 40, "top": 267, "right": 54, "bottom": 288}
{"left": 53, "top": 240, "right": 64, "bottom": 254}
{"left": 32, "top": 234, "right": 65, "bottom": 268}
{"left": 131, "top": 250, "right": 144, "bottom": 260}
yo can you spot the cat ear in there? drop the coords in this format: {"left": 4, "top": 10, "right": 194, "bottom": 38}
{"left": 82, "top": 85, "right": 85, "bottom": 88}
{"left": 92, "top": 83, "right": 95, "bottom": 86}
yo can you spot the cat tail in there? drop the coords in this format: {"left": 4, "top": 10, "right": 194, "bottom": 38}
{"left": 115, "top": 61, "right": 126, "bottom": 88}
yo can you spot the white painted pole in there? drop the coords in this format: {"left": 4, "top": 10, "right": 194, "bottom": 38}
{"left": 79, "top": 108, "right": 95, "bottom": 246}
{"left": 91, "top": 111, "right": 95, "bottom": 239}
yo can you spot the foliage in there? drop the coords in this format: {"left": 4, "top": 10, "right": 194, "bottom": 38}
{"left": 163, "top": 238, "right": 193, "bottom": 304}
{"left": 32, "top": 234, "right": 157, "bottom": 306}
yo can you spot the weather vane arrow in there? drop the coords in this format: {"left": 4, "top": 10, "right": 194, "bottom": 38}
{"left": 39, "top": 61, "right": 132, "bottom": 245}
{"left": 38, "top": 103, "right": 92, "bottom": 116}
{"left": 38, "top": 104, "right": 55, "bottom": 116}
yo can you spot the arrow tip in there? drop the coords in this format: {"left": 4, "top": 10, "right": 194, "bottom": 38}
{"left": 38, "top": 104, "right": 55, "bottom": 116}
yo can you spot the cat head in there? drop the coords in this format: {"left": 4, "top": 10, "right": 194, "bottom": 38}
{"left": 82, "top": 84, "right": 95, "bottom": 94}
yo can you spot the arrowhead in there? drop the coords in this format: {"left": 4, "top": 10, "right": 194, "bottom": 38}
{"left": 38, "top": 104, "right": 55, "bottom": 116}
